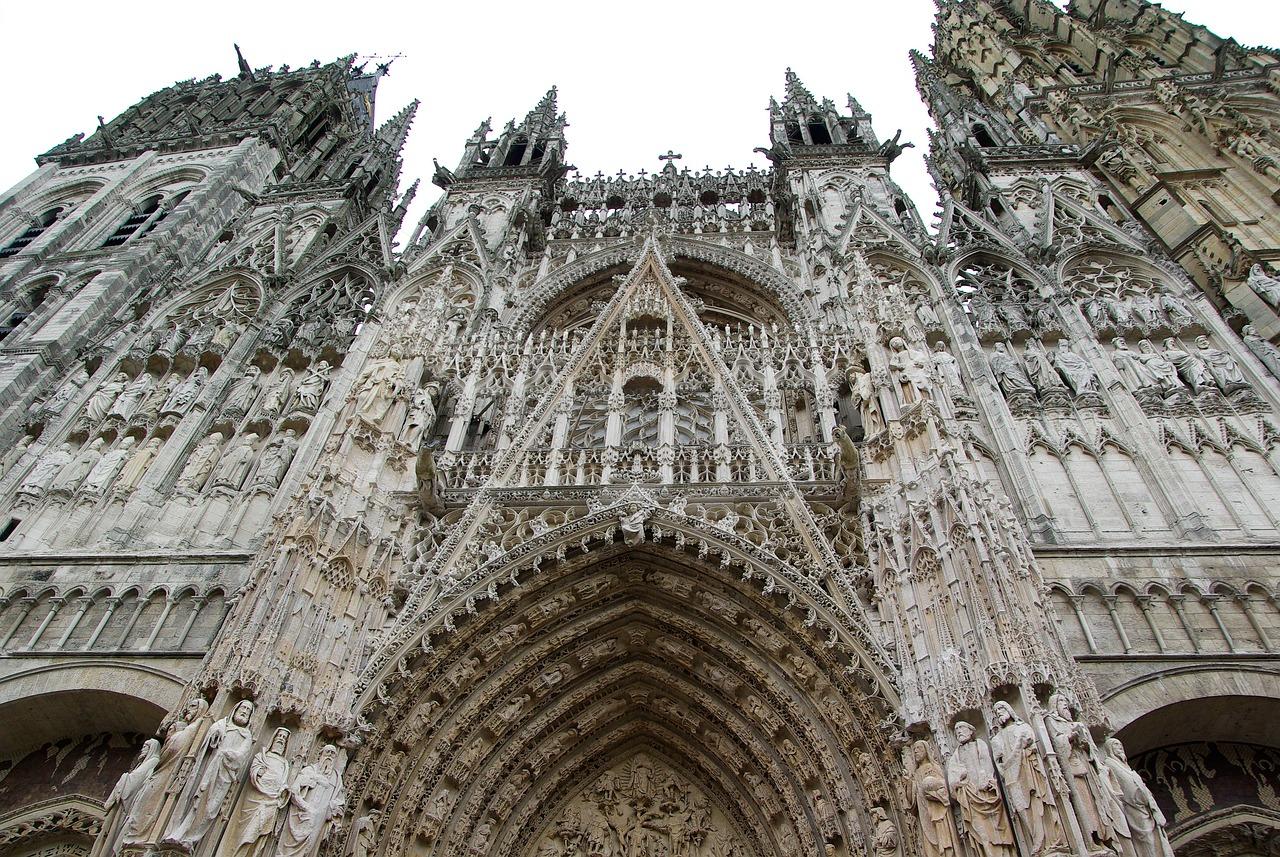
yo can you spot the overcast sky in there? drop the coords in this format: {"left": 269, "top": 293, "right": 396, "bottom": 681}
{"left": 1, "top": 2, "right": 1275, "bottom": 245}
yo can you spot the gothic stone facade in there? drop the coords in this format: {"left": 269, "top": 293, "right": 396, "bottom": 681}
{"left": 0, "top": 3, "right": 1277, "bottom": 857}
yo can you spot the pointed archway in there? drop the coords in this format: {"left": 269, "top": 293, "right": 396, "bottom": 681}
{"left": 347, "top": 543, "right": 902, "bottom": 857}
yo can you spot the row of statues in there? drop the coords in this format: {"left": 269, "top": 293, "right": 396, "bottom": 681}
{"left": 907, "top": 695, "right": 1173, "bottom": 857}
{"left": 989, "top": 341, "right": 1099, "bottom": 399}
{"left": 1111, "top": 336, "right": 1250, "bottom": 399}
{"left": 97, "top": 699, "right": 345, "bottom": 857}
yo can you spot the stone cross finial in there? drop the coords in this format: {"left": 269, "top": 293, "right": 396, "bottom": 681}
{"left": 658, "top": 150, "right": 683, "bottom": 163}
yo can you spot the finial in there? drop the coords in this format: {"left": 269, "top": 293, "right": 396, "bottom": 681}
{"left": 234, "top": 43, "right": 255, "bottom": 81}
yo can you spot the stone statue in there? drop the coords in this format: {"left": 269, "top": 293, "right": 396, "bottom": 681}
{"left": 292, "top": 360, "right": 331, "bottom": 414}
{"left": 905, "top": 740, "right": 959, "bottom": 857}
{"left": 1163, "top": 337, "right": 1213, "bottom": 395}
{"left": 165, "top": 698, "right": 256, "bottom": 850}
{"left": 347, "top": 809, "right": 381, "bottom": 857}
{"left": 848, "top": 364, "right": 883, "bottom": 435}
{"left": 1136, "top": 340, "right": 1183, "bottom": 395}
{"left": 137, "top": 375, "right": 178, "bottom": 424}
{"left": 223, "top": 365, "right": 262, "bottom": 416}
{"left": 1242, "top": 325, "right": 1280, "bottom": 378}
{"left": 229, "top": 726, "right": 291, "bottom": 857}
{"left": 277, "top": 743, "right": 346, "bottom": 857}
{"left": 1247, "top": 263, "right": 1280, "bottom": 308}
{"left": 1195, "top": 335, "right": 1249, "bottom": 394}
{"left": 36, "top": 367, "right": 89, "bottom": 422}
{"left": 249, "top": 428, "right": 298, "bottom": 491}
{"left": 53, "top": 437, "right": 106, "bottom": 493}
{"left": 931, "top": 343, "right": 963, "bottom": 392}
{"left": 619, "top": 504, "right": 649, "bottom": 546}
{"left": 401, "top": 382, "right": 440, "bottom": 448}
{"left": 85, "top": 373, "right": 129, "bottom": 424}
{"left": 946, "top": 721, "right": 1016, "bottom": 857}
{"left": 1158, "top": 294, "right": 1194, "bottom": 328}
{"left": 1052, "top": 343, "right": 1098, "bottom": 394}
{"left": 109, "top": 372, "right": 154, "bottom": 421}
{"left": 832, "top": 425, "right": 861, "bottom": 513}
{"left": 354, "top": 355, "right": 404, "bottom": 427}
{"left": 1023, "top": 341, "right": 1066, "bottom": 393}
{"left": 871, "top": 806, "right": 901, "bottom": 857}
{"left": 210, "top": 432, "right": 259, "bottom": 491}
{"left": 258, "top": 368, "right": 294, "bottom": 418}
{"left": 1043, "top": 692, "right": 1124, "bottom": 852}
{"left": 1112, "top": 338, "right": 1156, "bottom": 390}
{"left": 888, "top": 335, "right": 933, "bottom": 402}
{"left": 17, "top": 442, "right": 73, "bottom": 498}
{"left": 176, "top": 432, "right": 224, "bottom": 492}
{"left": 989, "top": 702, "right": 1066, "bottom": 856}
{"left": 1101, "top": 738, "right": 1174, "bottom": 857}
{"left": 163, "top": 367, "right": 209, "bottom": 415}
{"left": 989, "top": 343, "right": 1034, "bottom": 395}
{"left": 80, "top": 435, "right": 136, "bottom": 496}
{"left": 120, "top": 697, "right": 211, "bottom": 846}
{"left": 92, "top": 738, "right": 160, "bottom": 857}
{"left": 114, "top": 436, "right": 163, "bottom": 496}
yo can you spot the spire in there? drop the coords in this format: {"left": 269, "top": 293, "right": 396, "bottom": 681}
{"left": 377, "top": 99, "right": 419, "bottom": 154}
{"left": 782, "top": 68, "right": 818, "bottom": 110}
{"left": 522, "top": 86, "right": 566, "bottom": 137}
{"left": 233, "top": 43, "right": 254, "bottom": 81}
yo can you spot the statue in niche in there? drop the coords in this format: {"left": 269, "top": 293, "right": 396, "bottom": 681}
{"left": 1043, "top": 692, "right": 1124, "bottom": 853}
{"left": 1163, "top": 338, "right": 1214, "bottom": 395}
{"left": 277, "top": 744, "right": 346, "bottom": 857}
{"left": 163, "top": 367, "right": 209, "bottom": 416}
{"left": 249, "top": 428, "right": 298, "bottom": 491}
{"left": 176, "top": 432, "right": 224, "bottom": 492}
{"left": 85, "top": 373, "right": 129, "bottom": 424}
{"left": 209, "top": 431, "right": 259, "bottom": 491}
{"left": 1158, "top": 293, "right": 1194, "bottom": 328}
{"left": 871, "top": 806, "right": 901, "bottom": 857}
{"left": 80, "top": 435, "right": 136, "bottom": 497}
{"left": 165, "top": 698, "right": 256, "bottom": 850}
{"left": 92, "top": 738, "right": 160, "bottom": 857}
{"left": 36, "top": 367, "right": 89, "bottom": 422}
{"left": 0, "top": 433, "right": 34, "bottom": 480}
{"left": 905, "top": 740, "right": 960, "bottom": 857}
{"left": 223, "top": 366, "right": 262, "bottom": 416}
{"left": 1242, "top": 325, "right": 1280, "bottom": 378}
{"left": 120, "top": 697, "right": 211, "bottom": 846}
{"left": 1022, "top": 341, "right": 1066, "bottom": 393}
{"left": 1101, "top": 738, "right": 1174, "bottom": 857}
{"left": 619, "top": 503, "right": 649, "bottom": 545}
{"left": 257, "top": 368, "right": 294, "bottom": 419}
{"left": 53, "top": 437, "right": 106, "bottom": 493}
{"left": 109, "top": 373, "right": 155, "bottom": 421}
{"left": 931, "top": 343, "right": 963, "bottom": 393}
{"left": 990, "top": 701, "right": 1066, "bottom": 856}
{"left": 292, "top": 360, "right": 331, "bottom": 414}
{"left": 989, "top": 343, "right": 1034, "bottom": 395}
{"left": 112, "top": 436, "right": 162, "bottom": 496}
{"left": 1129, "top": 290, "right": 1160, "bottom": 329}
{"left": 137, "top": 375, "right": 178, "bottom": 424}
{"left": 946, "top": 721, "right": 1016, "bottom": 857}
{"left": 1052, "top": 343, "right": 1098, "bottom": 395}
{"left": 848, "top": 363, "right": 882, "bottom": 436}
{"left": 1111, "top": 338, "right": 1156, "bottom": 390}
{"left": 888, "top": 336, "right": 933, "bottom": 402}
{"left": 354, "top": 352, "right": 404, "bottom": 428}
{"left": 1247, "top": 263, "right": 1280, "bottom": 308}
{"left": 228, "top": 726, "right": 291, "bottom": 857}
{"left": 1135, "top": 340, "right": 1183, "bottom": 395}
{"left": 1194, "top": 335, "right": 1249, "bottom": 394}
{"left": 157, "top": 324, "right": 188, "bottom": 358}
{"left": 401, "top": 382, "right": 441, "bottom": 448}
{"left": 17, "top": 442, "right": 73, "bottom": 498}
{"left": 347, "top": 809, "right": 380, "bottom": 857}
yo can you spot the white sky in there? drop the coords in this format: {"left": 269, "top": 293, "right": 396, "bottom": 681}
{"left": 1, "top": 1, "right": 1275, "bottom": 245}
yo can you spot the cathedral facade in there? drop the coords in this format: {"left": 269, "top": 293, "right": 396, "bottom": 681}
{"left": 0, "top": 3, "right": 1278, "bottom": 857}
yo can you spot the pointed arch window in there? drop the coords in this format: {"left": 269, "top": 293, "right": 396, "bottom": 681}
{"left": 0, "top": 207, "right": 64, "bottom": 259}
{"left": 503, "top": 136, "right": 529, "bottom": 167}
{"left": 972, "top": 124, "right": 998, "bottom": 148}
{"left": 807, "top": 114, "right": 833, "bottom": 145}
{"left": 101, "top": 190, "right": 189, "bottom": 248}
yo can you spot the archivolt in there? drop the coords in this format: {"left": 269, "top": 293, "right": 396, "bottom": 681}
{"left": 346, "top": 545, "right": 902, "bottom": 857}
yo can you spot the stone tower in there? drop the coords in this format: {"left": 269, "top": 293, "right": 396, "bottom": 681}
{"left": 0, "top": 9, "right": 1277, "bottom": 857}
